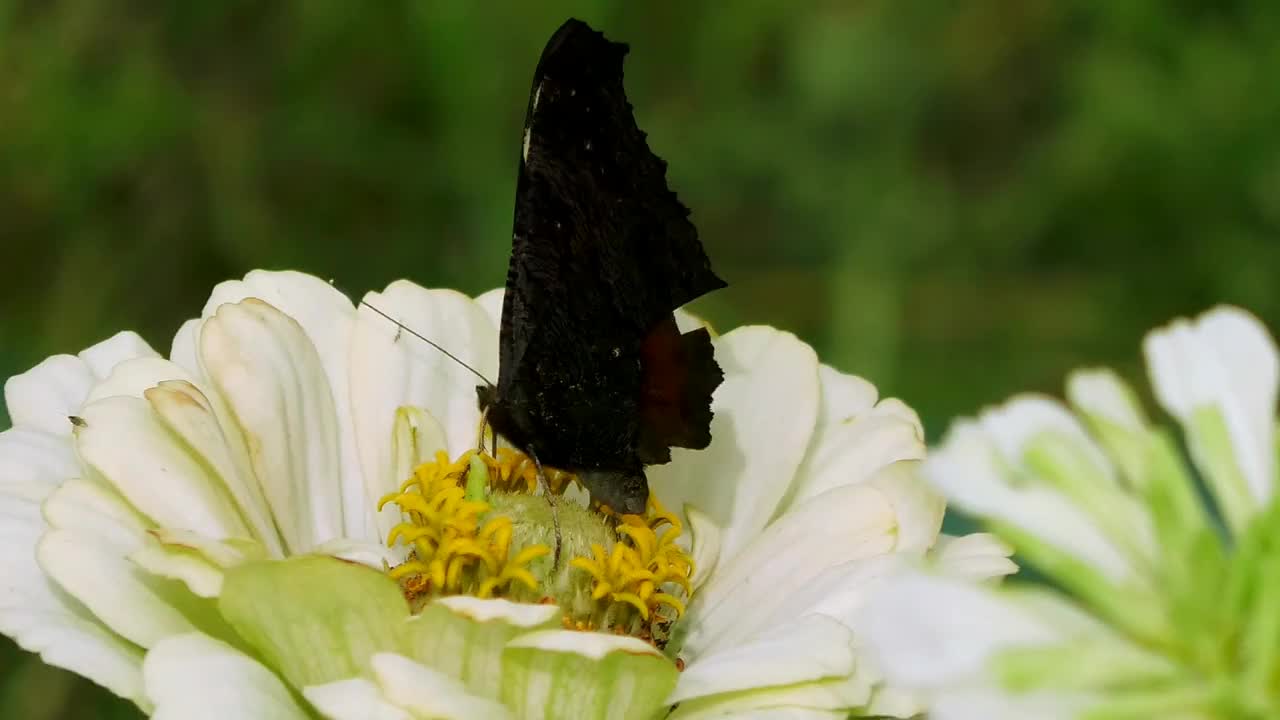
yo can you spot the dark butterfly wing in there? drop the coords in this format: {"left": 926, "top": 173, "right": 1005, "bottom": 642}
{"left": 492, "top": 19, "right": 725, "bottom": 478}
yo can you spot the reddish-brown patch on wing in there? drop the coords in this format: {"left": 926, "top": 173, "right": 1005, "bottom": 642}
{"left": 637, "top": 314, "right": 722, "bottom": 465}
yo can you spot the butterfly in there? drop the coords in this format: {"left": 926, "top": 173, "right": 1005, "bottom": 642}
{"left": 476, "top": 18, "right": 727, "bottom": 515}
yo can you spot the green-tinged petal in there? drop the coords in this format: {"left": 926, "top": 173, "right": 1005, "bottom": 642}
{"left": 501, "top": 630, "right": 677, "bottom": 720}
{"left": 305, "top": 678, "right": 413, "bottom": 720}
{"left": 988, "top": 519, "right": 1170, "bottom": 643}
{"left": 405, "top": 596, "right": 560, "bottom": 699}
{"left": 218, "top": 555, "right": 410, "bottom": 687}
{"left": 1067, "top": 369, "right": 1151, "bottom": 487}
{"left": 978, "top": 395, "right": 1156, "bottom": 570}
{"left": 1144, "top": 306, "right": 1279, "bottom": 532}
{"left": 648, "top": 327, "right": 820, "bottom": 561}
{"left": 930, "top": 533, "right": 1018, "bottom": 582}
{"left": 863, "top": 571, "right": 1095, "bottom": 690}
{"left": 1022, "top": 431, "right": 1154, "bottom": 568}
{"left": 144, "top": 632, "right": 311, "bottom": 720}
{"left": 926, "top": 419, "right": 1133, "bottom": 581}
{"left": 931, "top": 690, "right": 1093, "bottom": 720}
{"left": 669, "top": 614, "right": 857, "bottom": 705}
{"left": 372, "top": 653, "right": 513, "bottom": 719}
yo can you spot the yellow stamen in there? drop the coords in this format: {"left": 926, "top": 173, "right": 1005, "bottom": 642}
{"left": 380, "top": 447, "right": 695, "bottom": 647}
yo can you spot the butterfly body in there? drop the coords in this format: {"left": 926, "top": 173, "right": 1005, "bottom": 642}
{"left": 479, "top": 19, "right": 725, "bottom": 515}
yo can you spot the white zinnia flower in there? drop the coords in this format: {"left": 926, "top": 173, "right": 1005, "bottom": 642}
{"left": 1, "top": 270, "right": 1006, "bottom": 719}
{"left": 864, "top": 305, "right": 1280, "bottom": 720}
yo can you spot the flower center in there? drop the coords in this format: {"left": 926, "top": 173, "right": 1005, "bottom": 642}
{"left": 379, "top": 448, "right": 693, "bottom": 647}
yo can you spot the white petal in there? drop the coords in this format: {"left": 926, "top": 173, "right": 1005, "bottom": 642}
{"left": 310, "top": 537, "right": 401, "bottom": 569}
{"left": 865, "top": 460, "right": 945, "bottom": 556}
{"left": 1066, "top": 369, "right": 1146, "bottom": 432}
{"left": 926, "top": 419, "right": 1132, "bottom": 581}
{"left": 39, "top": 480, "right": 231, "bottom": 655}
{"left": 506, "top": 629, "right": 662, "bottom": 658}
{"left": 0, "top": 428, "right": 76, "bottom": 501}
{"left": 144, "top": 633, "right": 310, "bottom": 720}
{"left": 649, "top": 327, "right": 820, "bottom": 561}
{"left": 5, "top": 331, "right": 159, "bottom": 437}
{"left": 200, "top": 298, "right": 345, "bottom": 552}
{"left": 679, "top": 483, "right": 896, "bottom": 660}
{"left": 304, "top": 678, "right": 413, "bottom": 720}
{"left": 670, "top": 614, "right": 856, "bottom": 704}
{"left": 815, "top": 364, "right": 879, "bottom": 422}
{"left": 74, "top": 356, "right": 281, "bottom": 553}
{"left": 129, "top": 531, "right": 267, "bottom": 599}
{"left": 787, "top": 397, "right": 925, "bottom": 512}
{"left": 387, "top": 405, "right": 448, "bottom": 531}
{"left": 680, "top": 710, "right": 847, "bottom": 720}
{"left": 669, "top": 684, "right": 866, "bottom": 720}
{"left": 76, "top": 396, "right": 251, "bottom": 539}
{"left": 434, "top": 595, "right": 561, "bottom": 626}
{"left": 83, "top": 357, "right": 193, "bottom": 404}
{"left": 202, "top": 270, "right": 364, "bottom": 539}
{"left": 38, "top": 527, "right": 196, "bottom": 649}
{"left": 170, "top": 318, "right": 204, "bottom": 379}
{"left": 0, "top": 433, "right": 145, "bottom": 703}
{"left": 474, "top": 287, "right": 505, "bottom": 329}
{"left": 685, "top": 505, "right": 723, "bottom": 590}
{"left": 349, "top": 282, "right": 497, "bottom": 538}
{"left": 1144, "top": 306, "right": 1278, "bottom": 518}
{"left": 675, "top": 307, "right": 714, "bottom": 334}
{"left": 5, "top": 355, "right": 93, "bottom": 437}
{"left": 144, "top": 380, "right": 283, "bottom": 555}
{"left": 372, "top": 653, "right": 513, "bottom": 719}
{"left": 932, "top": 533, "right": 1018, "bottom": 583}
{"left": 79, "top": 331, "right": 160, "bottom": 378}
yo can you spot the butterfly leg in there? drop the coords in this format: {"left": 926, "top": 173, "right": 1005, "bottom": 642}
{"left": 529, "top": 449, "right": 563, "bottom": 569}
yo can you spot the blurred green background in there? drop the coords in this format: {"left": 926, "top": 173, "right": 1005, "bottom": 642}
{"left": 3, "top": 1, "right": 1279, "bottom": 716}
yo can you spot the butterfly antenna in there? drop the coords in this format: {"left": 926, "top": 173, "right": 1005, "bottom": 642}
{"left": 356, "top": 298, "right": 496, "bottom": 388}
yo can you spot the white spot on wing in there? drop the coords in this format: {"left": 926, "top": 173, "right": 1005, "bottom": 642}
{"left": 523, "top": 84, "right": 544, "bottom": 163}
